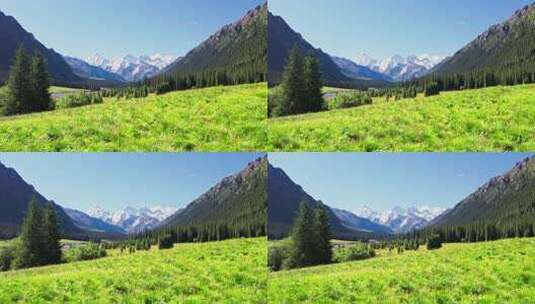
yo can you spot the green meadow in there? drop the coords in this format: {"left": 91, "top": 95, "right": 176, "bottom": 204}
{"left": 268, "top": 84, "right": 535, "bottom": 152}
{"left": 0, "top": 238, "right": 267, "bottom": 303}
{"left": 0, "top": 83, "right": 267, "bottom": 152}
{"left": 269, "top": 237, "right": 535, "bottom": 303}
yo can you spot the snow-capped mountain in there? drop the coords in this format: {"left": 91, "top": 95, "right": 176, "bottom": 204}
{"left": 330, "top": 56, "right": 393, "bottom": 82}
{"left": 87, "top": 206, "right": 179, "bottom": 233}
{"left": 85, "top": 54, "right": 180, "bottom": 82}
{"left": 63, "top": 55, "right": 125, "bottom": 83}
{"left": 353, "top": 54, "right": 446, "bottom": 82}
{"left": 354, "top": 205, "right": 447, "bottom": 234}
{"left": 332, "top": 208, "right": 393, "bottom": 235}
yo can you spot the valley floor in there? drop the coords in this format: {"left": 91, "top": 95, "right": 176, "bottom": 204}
{"left": 268, "top": 84, "right": 535, "bottom": 152}
{"left": 269, "top": 237, "right": 535, "bottom": 303}
{"left": 0, "top": 238, "right": 267, "bottom": 303}
{"left": 0, "top": 83, "right": 267, "bottom": 152}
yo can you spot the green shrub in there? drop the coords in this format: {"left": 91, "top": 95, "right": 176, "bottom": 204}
{"left": 63, "top": 243, "right": 107, "bottom": 263}
{"left": 55, "top": 92, "right": 102, "bottom": 109}
{"left": 328, "top": 92, "right": 372, "bottom": 110}
{"left": 268, "top": 86, "right": 287, "bottom": 117}
{"left": 0, "top": 245, "right": 16, "bottom": 271}
{"left": 158, "top": 235, "right": 174, "bottom": 250}
{"left": 425, "top": 82, "right": 440, "bottom": 97}
{"left": 427, "top": 234, "right": 443, "bottom": 250}
{"left": 268, "top": 239, "right": 292, "bottom": 271}
{"left": 333, "top": 242, "right": 376, "bottom": 263}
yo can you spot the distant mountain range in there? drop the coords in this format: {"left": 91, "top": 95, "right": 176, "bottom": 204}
{"left": 63, "top": 56, "right": 126, "bottom": 83}
{"left": 86, "top": 206, "right": 178, "bottom": 233}
{"left": 0, "top": 10, "right": 80, "bottom": 84}
{"left": 353, "top": 54, "right": 446, "bottom": 82}
{"left": 353, "top": 206, "right": 447, "bottom": 234}
{"left": 64, "top": 208, "right": 126, "bottom": 235}
{"left": 85, "top": 54, "right": 179, "bottom": 82}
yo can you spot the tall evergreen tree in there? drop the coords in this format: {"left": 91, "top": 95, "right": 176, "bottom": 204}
{"left": 30, "top": 52, "right": 52, "bottom": 112}
{"left": 13, "top": 197, "right": 45, "bottom": 269}
{"left": 287, "top": 201, "right": 317, "bottom": 268}
{"left": 303, "top": 55, "right": 324, "bottom": 113}
{"left": 314, "top": 206, "right": 332, "bottom": 265}
{"left": 4, "top": 45, "right": 33, "bottom": 115}
{"left": 43, "top": 203, "right": 62, "bottom": 265}
{"left": 279, "top": 44, "right": 306, "bottom": 116}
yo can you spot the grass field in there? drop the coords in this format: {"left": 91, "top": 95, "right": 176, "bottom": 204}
{"left": 0, "top": 83, "right": 267, "bottom": 151}
{"left": 48, "top": 86, "right": 86, "bottom": 94}
{"left": 268, "top": 84, "right": 535, "bottom": 151}
{"left": 269, "top": 238, "right": 535, "bottom": 303}
{"left": 0, "top": 237, "right": 267, "bottom": 303}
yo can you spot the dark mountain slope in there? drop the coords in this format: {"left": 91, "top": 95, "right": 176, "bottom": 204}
{"left": 0, "top": 161, "right": 85, "bottom": 239}
{"left": 0, "top": 10, "right": 80, "bottom": 84}
{"left": 162, "top": 4, "right": 266, "bottom": 82}
{"left": 158, "top": 156, "right": 267, "bottom": 236}
{"left": 268, "top": 12, "right": 390, "bottom": 88}
{"left": 432, "top": 156, "right": 535, "bottom": 228}
{"left": 268, "top": 163, "right": 375, "bottom": 240}
{"left": 433, "top": 3, "right": 535, "bottom": 76}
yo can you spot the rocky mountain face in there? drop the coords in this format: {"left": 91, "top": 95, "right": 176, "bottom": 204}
{"left": 354, "top": 206, "right": 447, "bottom": 234}
{"left": 163, "top": 4, "right": 267, "bottom": 79}
{"left": 87, "top": 206, "right": 178, "bottom": 233}
{"left": 353, "top": 54, "right": 446, "bottom": 81}
{"left": 85, "top": 54, "right": 179, "bottom": 82}
{"left": 431, "top": 156, "right": 535, "bottom": 227}
{"left": 432, "top": 2, "right": 535, "bottom": 75}
{"left": 158, "top": 156, "right": 267, "bottom": 235}
{"left": 0, "top": 161, "right": 85, "bottom": 239}
{"left": 0, "top": 10, "right": 80, "bottom": 84}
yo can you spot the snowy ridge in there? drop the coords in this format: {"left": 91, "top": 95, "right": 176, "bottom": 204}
{"left": 354, "top": 205, "right": 448, "bottom": 234}
{"left": 87, "top": 205, "right": 178, "bottom": 233}
{"left": 353, "top": 53, "right": 446, "bottom": 81}
{"left": 85, "top": 54, "right": 179, "bottom": 82}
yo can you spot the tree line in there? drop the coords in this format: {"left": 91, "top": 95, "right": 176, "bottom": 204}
{"left": 1, "top": 45, "right": 52, "bottom": 116}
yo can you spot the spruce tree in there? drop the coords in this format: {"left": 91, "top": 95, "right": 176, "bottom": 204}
{"left": 43, "top": 203, "right": 62, "bottom": 265}
{"left": 314, "top": 206, "right": 332, "bottom": 264}
{"left": 13, "top": 197, "right": 45, "bottom": 269}
{"left": 287, "top": 201, "right": 316, "bottom": 268}
{"left": 5, "top": 45, "right": 33, "bottom": 115}
{"left": 303, "top": 55, "right": 324, "bottom": 113}
{"left": 30, "top": 52, "right": 52, "bottom": 112}
{"left": 279, "top": 44, "right": 306, "bottom": 116}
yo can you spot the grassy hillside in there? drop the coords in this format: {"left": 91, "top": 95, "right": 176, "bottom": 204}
{"left": 0, "top": 83, "right": 267, "bottom": 151}
{"left": 268, "top": 84, "right": 535, "bottom": 152}
{"left": 269, "top": 238, "right": 535, "bottom": 303}
{"left": 0, "top": 238, "right": 266, "bottom": 303}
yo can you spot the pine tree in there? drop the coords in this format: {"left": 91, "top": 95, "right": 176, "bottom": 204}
{"left": 13, "top": 197, "right": 45, "bottom": 269}
{"left": 4, "top": 45, "right": 33, "bottom": 115}
{"left": 287, "top": 201, "right": 317, "bottom": 268}
{"left": 314, "top": 206, "right": 332, "bottom": 264}
{"left": 30, "top": 52, "right": 52, "bottom": 112}
{"left": 279, "top": 44, "right": 306, "bottom": 116}
{"left": 43, "top": 203, "right": 62, "bottom": 265}
{"left": 303, "top": 55, "right": 324, "bottom": 113}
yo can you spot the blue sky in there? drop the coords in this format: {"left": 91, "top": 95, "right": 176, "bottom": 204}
{"left": 269, "top": 0, "right": 533, "bottom": 59}
{"left": 269, "top": 153, "right": 533, "bottom": 212}
{"left": 0, "top": 0, "right": 263, "bottom": 59}
{"left": 0, "top": 153, "right": 263, "bottom": 212}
